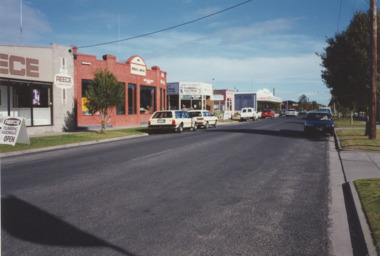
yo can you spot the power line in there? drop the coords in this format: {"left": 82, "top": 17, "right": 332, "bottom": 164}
{"left": 78, "top": 0, "right": 253, "bottom": 49}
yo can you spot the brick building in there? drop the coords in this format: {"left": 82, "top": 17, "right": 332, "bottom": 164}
{"left": 73, "top": 46, "right": 167, "bottom": 129}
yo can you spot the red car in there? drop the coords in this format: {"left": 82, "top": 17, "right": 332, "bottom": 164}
{"left": 261, "top": 109, "right": 275, "bottom": 118}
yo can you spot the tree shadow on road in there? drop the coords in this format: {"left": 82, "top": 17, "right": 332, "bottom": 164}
{"left": 206, "top": 128, "right": 331, "bottom": 141}
{"left": 2, "top": 195, "right": 136, "bottom": 256}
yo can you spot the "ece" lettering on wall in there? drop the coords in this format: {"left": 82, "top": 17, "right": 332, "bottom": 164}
{"left": 0, "top": 54, "right": 39, "bottom": 78}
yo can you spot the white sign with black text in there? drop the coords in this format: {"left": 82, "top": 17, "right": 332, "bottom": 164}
{"left": 0, "top": 117, "right": 30, "bottom": 146}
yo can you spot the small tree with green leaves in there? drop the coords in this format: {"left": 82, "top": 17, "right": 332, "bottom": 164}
{"left": 84, "top": 68, "right": 125, "bottom": 133}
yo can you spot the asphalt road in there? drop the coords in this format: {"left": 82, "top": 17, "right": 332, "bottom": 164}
{"left": 1, "top": 116, "right": 331, "bottom": 256}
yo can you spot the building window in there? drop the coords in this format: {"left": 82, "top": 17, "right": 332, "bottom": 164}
{"left": 227, "top": 98, "right": 232, "bottom": 111}
{"left": 128, "top": 83, "right": 136, "bottom": 114}
{"left": 0, "top": 80, "right": 52, "bottom": 126}
{"left": 140, "top": 85, "right": 155, "bottom": 114}
{"left": 163, "top": 89, "right": 166, "bottom": 110}
{"left": 160, "top": 88, "right": 163, "bottom": 110}
{"left": 116, "top": 82, "right": 125, "bottom": 115}
{"left": 81, "top": 79, "right": 92, "bottom": 115}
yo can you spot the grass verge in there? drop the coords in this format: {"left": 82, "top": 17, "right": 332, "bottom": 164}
{"left": 354, "top": 179, "right": 380, "bottom": 254}
{"left": 333, "top": 117, "right": 366, "bottom": 128}
{"left": 0, "top": 127, "right": 148, "bottom": 153}
{"left": 336, "top": 129, "right": 380, "bottom": 151}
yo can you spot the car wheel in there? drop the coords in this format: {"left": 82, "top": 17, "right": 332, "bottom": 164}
{"left": 177, "top": 124, "right": 183, "bottom": 133}
{"left": 204, "top": 122, "right": 209, "bottom": 129}
{"left": 214, "top": 120, "right": 218, "bottom": 128}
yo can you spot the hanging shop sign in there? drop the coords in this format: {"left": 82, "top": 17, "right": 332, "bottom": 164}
{"left": 0, "top": 117, "right": 30, "bottom": 146}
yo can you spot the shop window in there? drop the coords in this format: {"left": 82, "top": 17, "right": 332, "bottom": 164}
{"left": 160, "top": 88, "right": 163, "bottom": 110}
{"left": 116, "top": 82, "right": 125, "bottom": 115}
{"left": 81, "top": 79, "right": 92, "bottom": 115}
{"left": 13, "top": 84, "right": 31, "bottom": 108}
{"left": 4, "top": 81, "right": 52, "bottom": 126}
{"left": 32, "top": 84, "right": 51, "bottom": 125}
{"left": 0, "top": 85, "right": 6, "bottom": 117}
{"left": 227, "top": 98, "right": 232, "bottom": 111}
{"left": 140, "top": 85, "right": 155, "bottom": 114}
{"left": 163, "top": 89, "right": 166, "bottom": 110}
{"left": 128, "top": 84, "right": 136, "bottom": 114}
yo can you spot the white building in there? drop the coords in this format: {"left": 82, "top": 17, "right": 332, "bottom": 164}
{"left": 0, "top": 43, "right": 75, "bottom": 136}
{"left": 167, "top": 82, "right": 214, "bottom": 111}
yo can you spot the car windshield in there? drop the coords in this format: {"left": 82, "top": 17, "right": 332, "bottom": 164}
{"left": 307, "top": 113, "right": 332, "bottom": 120}
{"left": 152, "top": 112, "right": 172, "bottom": 118}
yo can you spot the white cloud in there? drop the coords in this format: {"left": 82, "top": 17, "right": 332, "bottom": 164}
{"left": 0, "top": 0, "right": 51, "bottom": 43}
{"left": 217, "top": 18, "right": 299, "bottom": 44}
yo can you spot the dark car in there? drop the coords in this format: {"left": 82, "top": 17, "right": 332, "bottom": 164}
{"left": 304, "top": 111, "right": 334, "bottom": 135}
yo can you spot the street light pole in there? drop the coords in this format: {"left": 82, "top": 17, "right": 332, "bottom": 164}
{"left": 370, "top": 0, "right": 377, "bottom": 139}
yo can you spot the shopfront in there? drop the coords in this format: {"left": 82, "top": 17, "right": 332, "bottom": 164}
{"left": 213, "top": 89, "right": 235, "bottom": 119}
{"left": 73, "top": 47, "right": 167, "bottom": 128}
{"left": 256, "top": 89, "right": 282, "bottom": 112}
{"left": 0, "top": 44, "right": 75, "bottom": 136}
{"left": 167, "top": 82, "right": 214, "bottom": 111}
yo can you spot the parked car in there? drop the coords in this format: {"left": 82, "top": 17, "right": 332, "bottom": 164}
{"left": 148, "top": 110, "right": 197, "bottom": 133}
{"left": 188, "top": 110, "right": 218, "bottom": 129}
{"left": 299, "top": 110, "right": 307, "bottom": 115}
{"left": 239, "top": 107, "right": 259, "bottom": 121}
{"left": 261, "top": 109, "right": 275, "bottom": 118}
{"left": 280, "top": 109, "right": 287, "bottom": 116}
{"left": 304, "top": 111, "right": 334, "bottom": 135}
{"left": 285, "top": 109, "right": 298, "bottom": 117}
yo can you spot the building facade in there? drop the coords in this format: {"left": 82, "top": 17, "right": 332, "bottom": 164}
{"left": 167, "top": 82, "right": 214, "bottom": 111}
{"left": 214, "top": 89, "right": 235, "bottom": 119}
{"left": 0, "top": 44, "right": 75, "bottom": 136}
{"left": 73, "top": 47, "right": 167, "bottom": 128}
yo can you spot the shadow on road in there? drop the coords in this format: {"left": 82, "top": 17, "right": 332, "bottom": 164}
{"left": 206, "top": 128, "right": 330, "bottom": 141}
{"left": 1, "top": 195, "right": 136, "bottom": 256}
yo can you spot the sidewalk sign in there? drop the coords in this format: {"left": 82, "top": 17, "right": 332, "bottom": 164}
{"left": 0, "top": 117, "right": 30, "bottom": 146}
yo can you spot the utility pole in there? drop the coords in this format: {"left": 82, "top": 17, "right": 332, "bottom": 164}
{"left": 370, "top": 0, "right": 377, "bottom": 139}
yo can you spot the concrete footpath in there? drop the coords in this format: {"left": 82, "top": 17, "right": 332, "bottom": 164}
{"left": 329, "top": 133, "right": 380, "bottom": 256}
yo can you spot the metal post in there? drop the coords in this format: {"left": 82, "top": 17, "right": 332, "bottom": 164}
{"left": 370, "top": 0, "right": 377, "bottom": 139}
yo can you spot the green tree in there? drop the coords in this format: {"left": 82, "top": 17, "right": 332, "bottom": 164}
{"left": 319, "top": 10, "right": 380, "bottom": 128}
{"left": 298, "top": 94, "right": 309, "bottom": 111}
{"left": 84, "top": 68, "right": 125, "bottom": 133}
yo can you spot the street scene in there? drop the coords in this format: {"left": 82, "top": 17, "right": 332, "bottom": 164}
{"left": 3, "top": 117, "right": 333, "bottom": 255}
{"left": 1, "top": 0, "right": 380, "bottom": 255}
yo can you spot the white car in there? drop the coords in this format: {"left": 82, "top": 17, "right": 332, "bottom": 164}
{"left": 148, "top": 110, "right": 197, "bottom": 133}
{"left": 188, "top": 110, "right": 218, "bottom": 129}
{"left": 239, "top": 107, "right": 259, "bottom": 121}
{"left": 285, "top": 109, "right": 298, "bottom": 117}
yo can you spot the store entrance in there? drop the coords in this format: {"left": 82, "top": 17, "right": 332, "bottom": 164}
{"left": 0, "top": 79, "right": 53, "bottom": 126}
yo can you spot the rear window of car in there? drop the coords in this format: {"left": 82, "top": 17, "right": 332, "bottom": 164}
{"left": 189, "top": 112, "right": 202, "bottom": 117}
{"left": 307, "top": 113, "right": 332, "bottom": 120}
{"left": 263, "top": 109, "right": 271, "bottom": 112}
{"left": 152, "top": 112, "right": 172, "bottom": 118}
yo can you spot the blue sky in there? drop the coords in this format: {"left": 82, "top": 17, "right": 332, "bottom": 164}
{"left": 0, "top": 0, "right": 376, "bottom": 105}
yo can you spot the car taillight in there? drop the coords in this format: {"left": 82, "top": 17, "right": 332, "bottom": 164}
{"left": 148, "top": 121, "right": 151, "bottom": 126}
{"left": 172, "top": 120, "right": 176, "bottom": 125}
